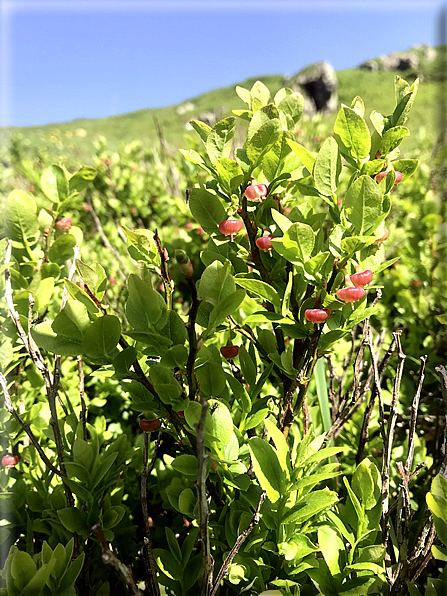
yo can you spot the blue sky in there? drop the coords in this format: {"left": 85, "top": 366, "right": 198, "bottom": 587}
{"left": 0, "top": 0, "right": 444, "bottom": 128}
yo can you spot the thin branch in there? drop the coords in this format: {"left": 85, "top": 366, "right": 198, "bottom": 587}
{"left": 195, "top": 400, "right": 213, "bottom": 596}
{"left": 92, "top": 522, "right": 144, "bottom": 596}
{"left": 186, "top": 276, "right": 201, "bottom": 401}
{"left": 141, "top": 430, "right": 162, "bottom": 596}
{"left": 77, "top": 356, "right": 87, "bottom": 441}
{"left": 0, "top": 372, "right": 62, "bottom": 477}
{"left": 154, "top": 229, "right": 173, "bottom": 310}
{"left": 86, "top": 192, "right": 129, "bottom": 281}
{"left": 210, "top": 490, "right": 267, "bottom": 596}
{"left": 405, "top": 356, "right": 428, "bottom": 477}
{"left": 434, "top": 364, "right": 447, "bottom": 477}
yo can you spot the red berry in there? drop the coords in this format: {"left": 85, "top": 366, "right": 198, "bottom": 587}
{"left": 220, "top": 345, "right": 240, "bottom": 359}
{"left": 56, "top": 218, "right": 72, "bottom": 231}
{"left": 44, "top": 227, "right": 50, "bottom": 236}
{"left": 305, "top": 308, "right": 331, "bottom": 323}
{"left": 139, "top": 419, "right": 160, "bottom": 432}
{"left": 82, "top": 203, "right": 90, "bottom": 212}
{"left": 109, "top": 276, "right": 116, "bottom": 285}
{"left": 256, "top": 235, "right": 276, "bottom": 252}
{"left": 349, "top": 269, "right": 373, "bottom": 287}
{"left": 244, "top": 184, "right": 268, "bottom": 202}
{"left": 337, "top": 287, "right": 366, "bottom": 302}
{"left": 177, "top": 411, "right": 185, "bottom": 418}
{"left": 411, "top": 280, "right": 420, "bottom": 288}
{"left": 375, "top": 228, "right": 390, "bottom": 244}
{"left": 2, "top": 455, "right": 19, "bottom": 468}
{"left": 219, "top": 219, "right": 243, "bottom": 238}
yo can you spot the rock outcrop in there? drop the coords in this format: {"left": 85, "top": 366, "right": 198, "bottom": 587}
{"left": 285, "top": 61, "right": 338, "bottom": 115}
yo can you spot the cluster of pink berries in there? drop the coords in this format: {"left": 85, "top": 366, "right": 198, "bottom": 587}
{"left": 56, "top": 218, "right": 73, "bottom": 231}
{"left": 337, "top": 269, "right": 373, "bottom": 302}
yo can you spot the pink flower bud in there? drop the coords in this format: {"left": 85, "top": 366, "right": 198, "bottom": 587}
{"left": 256, "top": 235, "right": 276, "bottom": 252}
{"left": 305, "top": 308, "right": 331, "bottom": 323}
{"left": 337, "top": 287, "right": 366, "bottom": 302}
{"left": 244, "top": 184, "right": 268, "bottom": 202}
{"left": 376, "top": 171, "right": 403, "bottom": 185}
{"left": 219, "top": 219, "right": 243, "bottom": 239}
{"left": 349, "top": 269, "right": 373, "bottom": 287}
{"left": 56, "top": 218, "right": 72, "bottom": 231}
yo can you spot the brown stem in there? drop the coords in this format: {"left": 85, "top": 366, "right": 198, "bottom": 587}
{"left": 154, "top": 229, "right": 173, "bottom": 310}
{"left": 210, "top": 490, "right": 267, "bottom": 596}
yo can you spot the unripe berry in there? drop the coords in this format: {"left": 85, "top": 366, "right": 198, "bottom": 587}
{"left": 139, "top": 419, "right": 160, "bottom": 432}
{"left": 1, "top": 455, "right": 19, "bottom": 468}
{"left": 244, "top": 184, "right": 268, "bottom": 202}
{"left": 175, "top": 249, "right": 194, "bottom": 278}
{"left": 56, "top": 218, "right": 72, "bottom": 231}
{"left": 256, "top": 235, "right": 276, "bottom": 252}
{"left": 220, "top": 345, "right": 239, "bottom": 359}
{"left": 337, "top": 287, "right": 366, "bottom": 302}
{"left": 349, "top": 269, "right": 373, "bottom": 287}
{"left": 304, "top": 308, "right": 331, "bottom": 323}
{"left": 219, "top": 219, "right": 243, "bottom": 240}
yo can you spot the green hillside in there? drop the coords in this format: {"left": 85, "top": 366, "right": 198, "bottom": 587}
{"left": 3, "top": 46, "right": 444, "bottom": 163}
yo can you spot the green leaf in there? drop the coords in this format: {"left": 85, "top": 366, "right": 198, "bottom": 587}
{"left": 172, "top": 455, "right": 198, "bottom": 477}
{"left": 313, "top": 137, "right": 340, "bottom": 196}
{"left": 188, "top": 187, "right": 227, "bottom": 235}
{"left": 315, "top": 358, "right": 331, "bottom": 433}
{"left": 379, "top": 126, "right": 410, "bottom": 156}
{"left": 246, "top": 119, "right": 282, "bottom": 166}
{"left": 391, "top": 159, "right": 418, "bottom": 179}
{"left": 282, "top": 221, "right": 315, "bottom": 263}
{"left": 318, "top": 525, "right": 346, "bottom": 575}
{"left": 277, "top": 90, "right": 304, "bottom": 125}
{"left": 64, "top": 278, "right": 100, "bottom": 314}
{"left": 4, "top": 190, "right": 39, "bottom": 243}
{"left": 342, "top": 175, "right": 383, "bottom": 235}
{"left": 185, "top": 399, "right": 233, "bottom": 448}
{"left": 236, "top": 85, "right": 251, "bottom": 106}
{"left": 207, "top": 289, "right": 246, "bottom": 329}
{"left": 286, "top": 139, "right": 316, "bottom": 172}
{"left": 282, "top": 490, "right": 338, "bottom": 525}
{"left": 41, "top": 165, "right": 68, "bottom": 202}
{"left": 215, "top": 158, "right": 244, "bottom": 195}
{"left": 234, "top": 278, "right": 280, "bottom": 310}
{"left": 206, "top": 117, "right": 236, "bottom": 164}
{"left": 122, "top": 226, "right": 160, "bottom": 267}
{"left": 352, "top": 459, "right": 381, "bottom": 510}
{"left": 334, "top": 105, "right": 371, "bottom": 161}
{"left": 250, "top": 80, "right": 271, "bottom": 112}
{"left": 10, "top": 551, "right": 36, "bottom": 592}
{"left": 83, "top": 315, "right": 121, "bottom": 360}
{"left": 52, "top": 300, "right": 90, "bottom": 340}
{"left": 262, "top": 131, "right": 294, "bottom": 182}
{"left": 57, "top": 507, "right": 89, "bottom": 533}
{"left": 48, "top": 234, "right": 77, "bottom": 265}
{"left": 351, "top": 95, "right": 365, "bottom": 117}
{"left": 247, "top": 104, "right": 279, "bottom": 143}
{"left": 392, "top": 77, "right": 419, "bottom": 126}
{"left": 31, "top": 322, "right": 84, "bottom": 357}
{"left": 264, "top": 417, "right": 291, "bottom": 479}
{"left": 343, "top": 477, "right": 364, "bottom": 531}
{"left": 149, "top": 364, "right": 182, "bottom": 405}
{"left": 125, "top": 274, "right": 167, "bottom": 330}
{"left": 69, "top": 165, "right": 96, "bottom": 193}
{"left": 58, "top": 552, "right": 85, "bottom": 593}
{"left": 189, "top": 119, "right": 211, "bottom": 142}
{"left": 249, "top": 437, "right": 283, "bottom": 503}
{"left": 196, "top": 362, "right": 226, "bottom": 396}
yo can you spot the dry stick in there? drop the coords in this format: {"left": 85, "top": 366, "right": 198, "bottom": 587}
{"left": 325, "top": 354, "right": 340, "bottom": 422}
{"left": 154, "top": 229, "right": 173, "bottom": 310}
{"left": 434, "top": 364, "right": 447, "bottom": 477}
{"left": 77, "top": 356, "right": 87, "bottom": 441}
{"left": 195, "top": 400, "right": 213, "bottom": 596}
{"left": 92, "top": 522, "right": 144, "bottom": 596}
{"left": 391, "top": 356, "right": 429, "bottom": 594}
{"left": 210, "top": 490, "right": 267, "bottom": 596}
{"left": 86, "top": 193, "right": 129, "bottom": 281}
{"left": 356, "top": 331, "right": 399, "bottom": 465}
{"left": 0, "top": 372, "right": 62, "bottom": 476}
{"left": 140, "top": 430, "right": 162, "bottom": 596}
{"left": 185, "top": 275, "right": 201, "bottom": 402}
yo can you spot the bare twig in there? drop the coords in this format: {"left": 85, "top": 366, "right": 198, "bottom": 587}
{"left": 77, "top": 356, "right": 87, "bottom": 441}
{"left": 0, "top": 372, "right": 62, "bottom": 476}
{"left": 86, "top": 192, "right": 129, "bottom": 281}
{"left": 210, "top": 490, "right": 267, "bottom": 596}
{"left": 92, "top": 522, "right": 144, "bottom": 596}
{"left": 434, "top": 364, "right": 447, "bottom": 477}
{"left": 195, "top": 400, "right": 213, "bottom": 595}
{"left": 405, "top": 356, "right": 428, "bottom": 477}
{"left": 154, "top": 229, "right": 173, "bottom": 309}
{"left": 186, "top": 276, "right": 201, "bottom": 401}
{"left": 140, "top": 430, "right": 162, "bottom": 596}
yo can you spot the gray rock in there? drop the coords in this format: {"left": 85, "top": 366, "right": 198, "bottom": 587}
{"left": 286, "top": 61, "right": 338, "bottom": 115}
{"left": 359, "top": 60, "right": 379, "bottom": 72}
{"left": 194, "top": 107, "right": 226, "bottom": 127}
{"left": 381, "top": 52, "right": 419, "bottom": 71}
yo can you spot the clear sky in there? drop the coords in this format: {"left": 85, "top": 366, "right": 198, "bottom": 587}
{"left": 0, "top": 0, "right": 444, "bottom": 128}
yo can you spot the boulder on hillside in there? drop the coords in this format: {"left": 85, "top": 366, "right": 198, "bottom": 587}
{"left": 381, "top": 52, "right": 419, "bottom": 71}
{"left": 194, "top": 107, "right": 226, "bottom": 128}
{"left": 285, "top": 61, "right": 338, "bottom": 115}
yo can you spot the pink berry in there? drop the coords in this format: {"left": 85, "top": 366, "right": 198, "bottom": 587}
{"left": 56, "top": 218, "right": 72, "bottom": 231}
{"left": 337, "top": 287, "right": 366, "bottom": 302}
{"left": 2, "top": 455, "right": 18, "bottom": 468}
{"left": 394, "top": 171, "right": 403, "bottom": 184}
{"left": 305, "top": 308, "right": 331, "bottom": 323}
{"left": 220, "top": 345, "right": 239, "bottom": 359}
{"left": 185, "top": 222, "right": 193, "bottom": 230}
{"left": 256, "top": 235, "right": 276, "bottom": 252}
{"left": 109, "top": 276, "right": 116, "bottom": 285}
{"left": 244, "top": 184, "right": 268, "bottom": 202}
{"left": 219, "top": 219, "right": 243, "bottom": 238}
{"left": 43, "top": 227, "right": 50, "bottom": 236}
{"left": 349, "top": 269, "right": 373, "bottom": 287}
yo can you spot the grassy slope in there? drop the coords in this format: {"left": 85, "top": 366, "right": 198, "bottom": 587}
{"left": 4, "top": 53, "right": 442, "bottom": 163}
